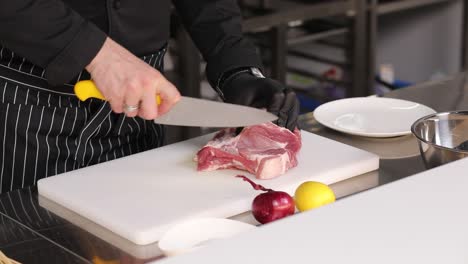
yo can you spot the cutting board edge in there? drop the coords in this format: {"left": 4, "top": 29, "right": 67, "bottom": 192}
{"left": 38, "top": 180, "right": 256, "bottom": 245}
{"left": 38, "top": 181, "right": 152, "bottom": 245}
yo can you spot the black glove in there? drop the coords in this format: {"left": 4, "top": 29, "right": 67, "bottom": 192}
{"left": 219, "top": 68, "right": 300, "bottom": 131}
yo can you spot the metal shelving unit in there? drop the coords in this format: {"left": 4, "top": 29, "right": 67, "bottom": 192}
{"left": 240, "top": 0, "right": 371, "bottom": 97}
{"left": 241, "top": 0, "right": 355, "bottom": 32}
{"left": 168, "top": 0, "right": 468, "bottom": 142}
{"left": 377, "top": 0, "right": 456, "bottom": 14}
{"left": 286, "top": 27, "right": 349, "bottom": 46}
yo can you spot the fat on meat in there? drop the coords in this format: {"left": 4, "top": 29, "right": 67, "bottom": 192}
{"left": 196, "top": 122, "right": 301, "bottom": 179}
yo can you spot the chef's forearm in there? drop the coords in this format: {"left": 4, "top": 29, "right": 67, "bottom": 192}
{"left": 172, "top": 0, "right": 263, "bottom": 87}
{"left": 0, "top": 0, "right": 106, "bottom": 85}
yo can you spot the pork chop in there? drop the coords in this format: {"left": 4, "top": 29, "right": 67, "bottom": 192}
{"left": 196, "top": 123, "right": 301, "bottom": 179}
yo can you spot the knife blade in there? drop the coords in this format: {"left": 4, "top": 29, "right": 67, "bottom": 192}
{"left": 74, "top": 80, "right": 277, "bottom": 127}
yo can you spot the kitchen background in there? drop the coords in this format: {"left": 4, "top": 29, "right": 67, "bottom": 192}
{"left": 163, "top": 0, "right": 466, "bottom": 143}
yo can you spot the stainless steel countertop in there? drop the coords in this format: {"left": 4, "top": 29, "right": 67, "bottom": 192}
{"left": 1, "top": 73, "right": 467, "bottom": 263}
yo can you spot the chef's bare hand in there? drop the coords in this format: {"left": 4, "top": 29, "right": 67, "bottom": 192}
{"left": 85, "top": 37, "right": 181, "bottom": 119}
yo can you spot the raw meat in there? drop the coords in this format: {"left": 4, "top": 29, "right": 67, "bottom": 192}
{"left": 196, "top": 123, "right": 302, "bottom": 179}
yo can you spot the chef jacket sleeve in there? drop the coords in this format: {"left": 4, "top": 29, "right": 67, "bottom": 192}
{"left": 0, "top": 0, "right": 107, "bottom": 85}
{"left": 172, "top": 0, "right": 263, "bottom": 88}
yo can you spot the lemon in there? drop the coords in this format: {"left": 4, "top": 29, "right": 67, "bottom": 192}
{"left": 294, "top": 181, "right": 335, "bottom": 212}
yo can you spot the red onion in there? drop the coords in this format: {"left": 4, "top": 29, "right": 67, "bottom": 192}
{"left": 236, "top": 175, "right": 295, "bottom": 224}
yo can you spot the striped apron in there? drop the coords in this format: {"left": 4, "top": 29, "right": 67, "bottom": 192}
{"left": 0, "top": 46, "right": 167, "bottom": 194}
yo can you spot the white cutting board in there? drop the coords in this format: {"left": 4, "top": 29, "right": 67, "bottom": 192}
{"left": 37, "top": 130, "right": 379, "bottom": 245}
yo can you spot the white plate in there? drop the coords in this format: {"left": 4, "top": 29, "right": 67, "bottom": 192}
{"left": 158, "top": 218, "right": 256, "bottom": 257}
{"left": 314, "top": 97, "right": 436, "bottom": 138}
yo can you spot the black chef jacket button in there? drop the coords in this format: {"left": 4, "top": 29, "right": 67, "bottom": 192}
{"left": 113, "top": 0, "right": 121, "bottom": 9}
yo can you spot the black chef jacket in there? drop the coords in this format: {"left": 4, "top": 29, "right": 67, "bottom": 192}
{"left": 0, "top": 0, "right": 262, "bottom": 87}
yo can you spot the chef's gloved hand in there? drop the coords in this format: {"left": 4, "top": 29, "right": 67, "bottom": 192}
{"left": 218, "top": 68, "right": 300, "bottom": 131}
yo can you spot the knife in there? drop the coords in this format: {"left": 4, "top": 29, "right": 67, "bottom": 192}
{"left": 74, "top": 80, "right": 277, "bottom": 127}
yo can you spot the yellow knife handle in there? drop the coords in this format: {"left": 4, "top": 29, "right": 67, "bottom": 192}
{"left": 74, "top": 80, "right": 161, "bottom": 105}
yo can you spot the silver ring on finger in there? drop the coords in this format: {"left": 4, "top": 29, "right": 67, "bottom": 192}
{"left": 124, "top": 103, "right": 140, "bottom": 113}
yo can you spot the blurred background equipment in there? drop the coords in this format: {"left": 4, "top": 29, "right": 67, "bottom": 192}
{"left": 165, "top": 0, "right": 467, "bottom": 143}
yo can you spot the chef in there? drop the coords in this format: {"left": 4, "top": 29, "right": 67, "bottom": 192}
{"left": 0, "top": 0, "right": 300, "bottom": 194}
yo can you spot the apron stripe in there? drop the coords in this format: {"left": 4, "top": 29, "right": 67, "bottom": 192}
{"left": 25, "top": 88, "right": 29, "bottom": 104}
{"left": 2, "top": 82, "right": 6, "bottom": 100}
{"left": 132, "top": 118, "right": 142, "bottom": 153}
{"left": 127, "top": 124, "right": 134, "bottom": 155}
{"left": 148, "top": 54, "right": 155, "bottom": 67}
{"left": 97, "top": 125, "right": 104, "bottom": 164}
{"left": 33, "top": 107, "right": 45, "bottom": 184}
{"left": 118, "top": 136, "right": 125, "bottom": 158}
{"left": 12, "top": 85, "right": 18, "bottom": 103}
{"left": 90, "top": 123, "right": 103, "bottom": 166}
{"left": 88, "top": 135, "right": 95, "bottom": 166}
{"left": 10, "top": 103, "right": 21, "bottom": 190}
{"left": 18, "top": 57, "right": 25, "bottom": 71}
{"left": 142, "top": 120, "right": 148, "bottom": 151}
{"left": 0, "top": 104, "right": 10, "bottom": 192}
{"left": 44, "top": 107, "right": 57, "bottom": 177}
{"left": 55, "top": 107, "right": 69, "bottom": 175}
{"left": 22, "top": 105, "right": 33, "bottom": 188}
{"left": 7, "top": 51, "right": 14, "bottom": 67}
{"left": 104, "top": 116, "right": 113, "bottom": 162}
{"left": 107, "top": 138, "right": 114, "bottom": 161}
{"left": 64, "top": 107, "right": 77, "bottom": 173}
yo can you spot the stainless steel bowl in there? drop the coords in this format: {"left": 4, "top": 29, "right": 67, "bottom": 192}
{"left": 411, "top": 111, "right": 468, "bottom": 169}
